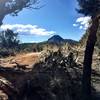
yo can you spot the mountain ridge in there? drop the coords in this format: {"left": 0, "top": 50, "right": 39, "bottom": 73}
{"left": 47, "top": 35, "right": 78, "bottom": 45}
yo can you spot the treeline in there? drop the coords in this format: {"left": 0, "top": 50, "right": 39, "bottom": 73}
{"left": 19, "top": 43, "right": 43, "bottom": 52}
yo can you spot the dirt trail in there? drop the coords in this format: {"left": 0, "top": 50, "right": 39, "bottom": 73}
{"left": 0, "top": 52, "right": 41, "bottom": 68}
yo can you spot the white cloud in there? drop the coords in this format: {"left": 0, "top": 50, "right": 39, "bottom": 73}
{"left": 73, "top": 16, "right": 91, "bottom": 30}
{"left": 0, "top": 24, "right": 56, "bottom": 36}
{"left": 73, "top": 24, "right": 78, "bottom": 27}
{"left": 79, "top": 26, "right": 83, "bottom": 29}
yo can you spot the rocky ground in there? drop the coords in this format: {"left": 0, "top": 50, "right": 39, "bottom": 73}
{"left": 0, "top": 47, "right": 100, "bottom": 100}
{"left": 0, "top": 52, "right": 41, "bottom": 99}
{"left": 74, "top": 47, "right": 100, "bottom": 100}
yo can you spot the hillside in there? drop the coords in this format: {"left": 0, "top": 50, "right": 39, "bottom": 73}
{"left": 48, "top": 35, "right": 64, "bottom": 44}
{"left": 18, "top": 35, "right": 78, "bottom": 53}
{"left": 48, "top": 35, "right": 78, "bottom": 45}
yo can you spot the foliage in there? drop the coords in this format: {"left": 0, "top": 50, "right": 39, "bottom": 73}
{"left": 0, "top": 29, "right": 19, "bottom": 49}
{"left": 95, "top": 25, "right": 100, "bottom": 48}
{"left": 0, "top": 0, "right": 39, "bottom": 25}
{"left": 0, "top": 29, "right": 20, "bottom": 57}
{"left": 77, "top": 0, "right": 100, "bottom": 100}
{"left": 0, "top": 49, "right": 15, "bottom": 58}
{"left": 31, "top": 51, "right": 82, "bottom": 100}
{"left": 77, "top": 0, "right": 100, "bottom": 17}
{"left": 79, "top": 26, "right": 100, "bottom": 49}
{"left": 0, "top": 50, "right": 82, "bottom": 100}
{"left": 19, "top": 43, "right": 44, "bottom": 53}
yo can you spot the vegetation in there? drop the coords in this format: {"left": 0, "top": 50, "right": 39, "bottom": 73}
{"left": 0, "top": 29, "right": 19, "bottom": 49}
{"left": 19, "top": 42, "right": 45, "bottom": 53}
{"left": 0, "top": 29, "right": 20, "bottom": 57}
{"left": 0, "top": 50, "right": 82, "bottom": 100}
{"left": 19, "top": 35, "right": 78, "bottom": 53}
{"left": 79, "top": 26, "right": 100, "bottom": 49}
{"left": 0, "top": 0, "right": 39, "bottom": 25}
{"left": 0, "top": 0, "right": 100, "bottom": 100}
{"left": 0, "top": 0, "right": 39, "bottom": 57}
{"left": 77, "top": 0, "right": 100, "bottom": 100}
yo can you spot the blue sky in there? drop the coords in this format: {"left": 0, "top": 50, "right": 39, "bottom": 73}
{"left": 1, "top": 0, "right": 90, "bottom": 43}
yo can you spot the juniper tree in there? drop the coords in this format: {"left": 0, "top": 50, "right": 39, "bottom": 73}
{"left": 0, "top": 0, "right": 39, "bottom": 25}
{"left": 0, "top": 29, "right": 19, "bottom": 49}
{"left": 77, "top": 0, "right": 100, "bottom": 100}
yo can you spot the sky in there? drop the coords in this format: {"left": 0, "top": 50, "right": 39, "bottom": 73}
{"left": 1, "top": 0, "right": 91, "bottom": 43}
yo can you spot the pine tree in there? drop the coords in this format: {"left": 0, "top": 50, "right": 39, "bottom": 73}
{"left": 77, "top": 0, "right": 100, "bottom": 100}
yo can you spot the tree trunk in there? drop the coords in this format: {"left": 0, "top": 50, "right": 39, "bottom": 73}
{"left": 82, "top": 16, "right": 100, "bottom": 100}
{"left": 0, "top": 14, "right": 4, "bottom": 25}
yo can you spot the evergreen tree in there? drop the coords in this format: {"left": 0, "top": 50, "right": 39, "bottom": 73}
{"left": 77, "top": 0, "right": 100, "bottom": 100}
{"left": 0, "top": 29, "right": 19, "bottom": 50}
{"left": 0, "top": 0, "right": 39, "bottom": 25}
